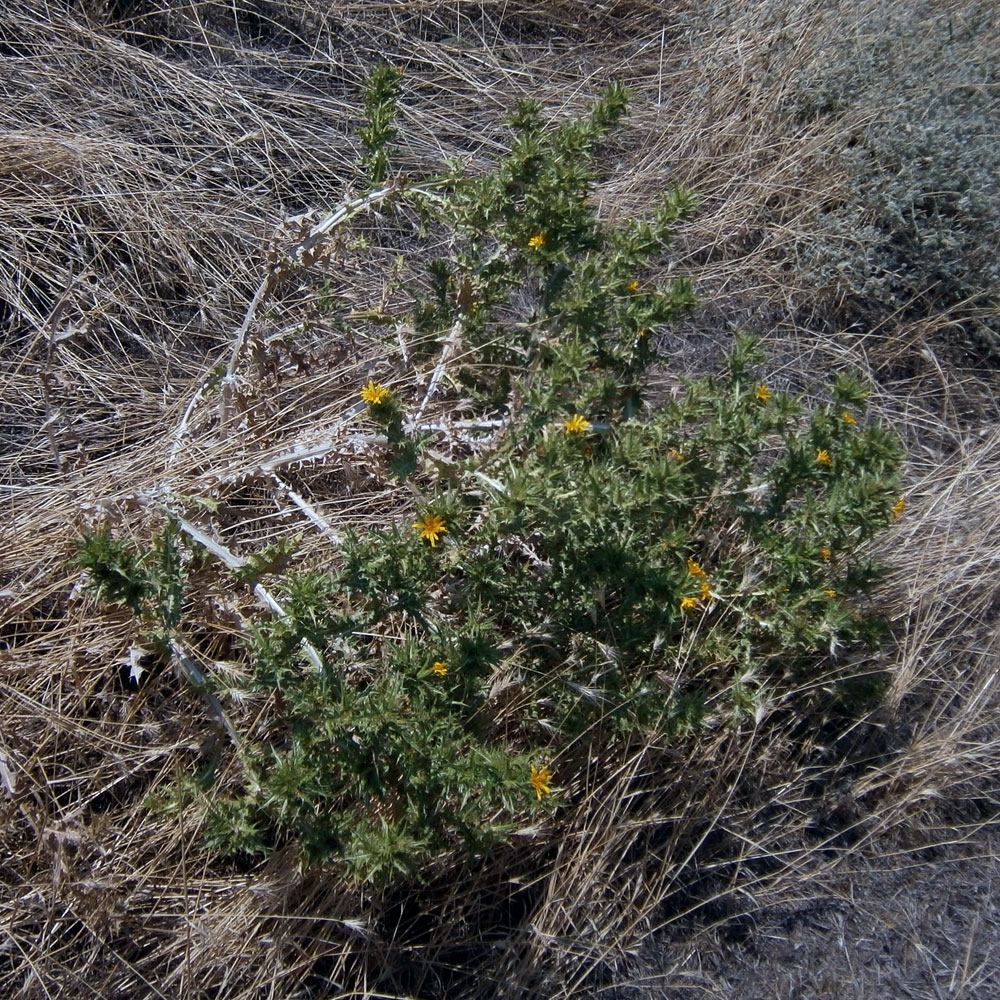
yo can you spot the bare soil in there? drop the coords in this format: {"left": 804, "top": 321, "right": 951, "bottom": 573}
{"left": 614, "top": 830, "right": 1000, "bottom": 999}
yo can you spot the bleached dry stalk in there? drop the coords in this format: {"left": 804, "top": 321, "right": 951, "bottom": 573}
{"left": 269, "top": 473, "right": 345, "bottom": 548}
{"left": 414, "top": 313, "right": 465, "bottom": 421}
{"left": 218, "top": 185, "right": 400, "bottom": 423}
{"left": 176, "top": 517, "right": 325, "bottom": 674}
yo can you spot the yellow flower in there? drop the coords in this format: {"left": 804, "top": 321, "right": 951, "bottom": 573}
{"left": 563, "top": 414, "right": 591, "bottom": 434}
{"left": 824, "top": 589, "right": 837, "bottom": 598}
{"left": 699, "top": 581, "right": 712, "bottom": 602}
{"left": 842, "top": 411, "right": 856, "bottom": 425}
{"left": 756, "top": 384, "right": 771, "bottom": 401}
{"left": 820, "top": 547, "right": 832, "bottom": 561}
{"left": 892, "top": 497, "right": 905, "bottom": 519}
{"left": 816, "top": 448, "right": 832, "bottom": 466}
{"left": 687, "top": 557, "right": 707, "bottom": 578}
{"left": 626, "top": 280, "right": 639, "bottom": 292}
{"left": 680, "top": 595, "right": 698, "bottom": 611}
{"left": 638, "top": 328, "right": 648, "bottom": 339}
{"left": 530, "top": 764, "right": 553, "bottom": 801}
{"left": 528, "top": 232, "right": 546, "bottom": 249}
{"left": 668, "top": 448, "right": 684, "bottom": 461}
{"left": 413, "top": 513, "right": 448, "bottom": 546}
{"left": 360, "top": 379, "right": 390, "bottom": 405}
{"left": 431, "top": 660, "right": 448, "bottom": 677}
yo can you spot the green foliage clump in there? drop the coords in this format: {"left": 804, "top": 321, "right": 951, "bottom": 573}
{"left": 74, "top": 70, "right": 905, "bottom": 884}
{"left": 412, "top": 81, "right": 696, "bottom": 409}
{"left": 75, "top": 518, "right": 184, "bottom": 640}
{"left": 359, "top": 63, "right": 403, "bottom": 185}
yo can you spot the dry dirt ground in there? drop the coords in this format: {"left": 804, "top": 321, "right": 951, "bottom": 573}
{"left": 610, "top": 831, "right": 1000, "bottom": 999}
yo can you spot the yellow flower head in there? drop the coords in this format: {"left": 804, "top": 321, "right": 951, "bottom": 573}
{"left": 626, "top": 280, "right": 639, "bottom": 292}
{"left": 699, "top": 581, "right": 712, "bottom": 602}
{"left": 528, "top": 232, "right": 546, "bottom": 249}
{"left": 431, "top": 660, "right": 448, "bottom": 677}
{"left": 816, "top": 448, "right": 832, "bottom": 466}
{"left": 668, "top": 448, "right": 684, "bottom": 461}
{"left": 413, "top": 513, "right": 448, "bottom": 547}
{"left": 842, "top": 411, "right": 856, "bottom": 425}
{"left": 820, "top": 547, "right": 832, "bottom": 561}
{"left": 892, "top": 497, "right": 905, "bottom": 519}
{"left": 530, "top": 764, "right": 553, "bottom": 801}
{"left": 563, "top": 414, "right": 591, "bottom": 435}
{"left": 360, "top": 379, "right": 390, "bottom": 406}
{"left": 824, "top": 589, "right": 838, "bottom": 598}
{"left": 687, "top": 557, "right": 707, "bottom": 578}
{"left": 680, "top": 595, "right": 698, "bottom": 611}
{"left": 756, "top": 384, "right": 771, "bottom": 402}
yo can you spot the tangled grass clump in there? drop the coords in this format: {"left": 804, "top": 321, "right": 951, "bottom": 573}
{"left": 5, "top": 4, "right": 1000, "bottom": 998}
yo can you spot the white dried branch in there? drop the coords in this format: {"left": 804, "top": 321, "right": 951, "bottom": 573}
{"left": 175, "top": 518, "right": 325, "bottom": 674}
{"left": 219, "top": 186, "right": 395, "bottom": 422}
{"left": 0, "top": 743, "right": 16, "bottom": 795}
{"left": 414, "top": 314, "right": 464, "bottom": 421}
{"left": 395, "top": 322, "right": 411, "bottom": 370}
{"left": 163, "top": 180, "right": 441, "bottom": 454}
{"left": 167, "top": 375, "right": 214, "bottom": 470}
{"left": 269, "top": 474, "right": 344, "bottom": 548}
{"left": 178, "top": 517, "right": 243, "bottom": 570}
{"left": 165, "top": 637, "right": 263, "bottom": 796}
{"left": 257, "top": 430, "right": 385, "bottom": 473}
{"left": 166, "top": 636, "right": 242, "bottom": 743}
{"left": 472, "top": 470, "right": 507, "bottom": 494}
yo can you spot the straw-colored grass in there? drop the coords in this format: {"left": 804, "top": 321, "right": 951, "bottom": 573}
{"left": 2, "top": 1, "right": 998, "bottom": 997}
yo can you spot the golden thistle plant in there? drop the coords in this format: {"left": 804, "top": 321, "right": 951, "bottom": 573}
{"left": 74, "top": 71, "right": 904, "bottom": 883}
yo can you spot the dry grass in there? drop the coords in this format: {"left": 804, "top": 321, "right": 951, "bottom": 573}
{"left": 2, "top": 1, "right": 999, "bottom": 998}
